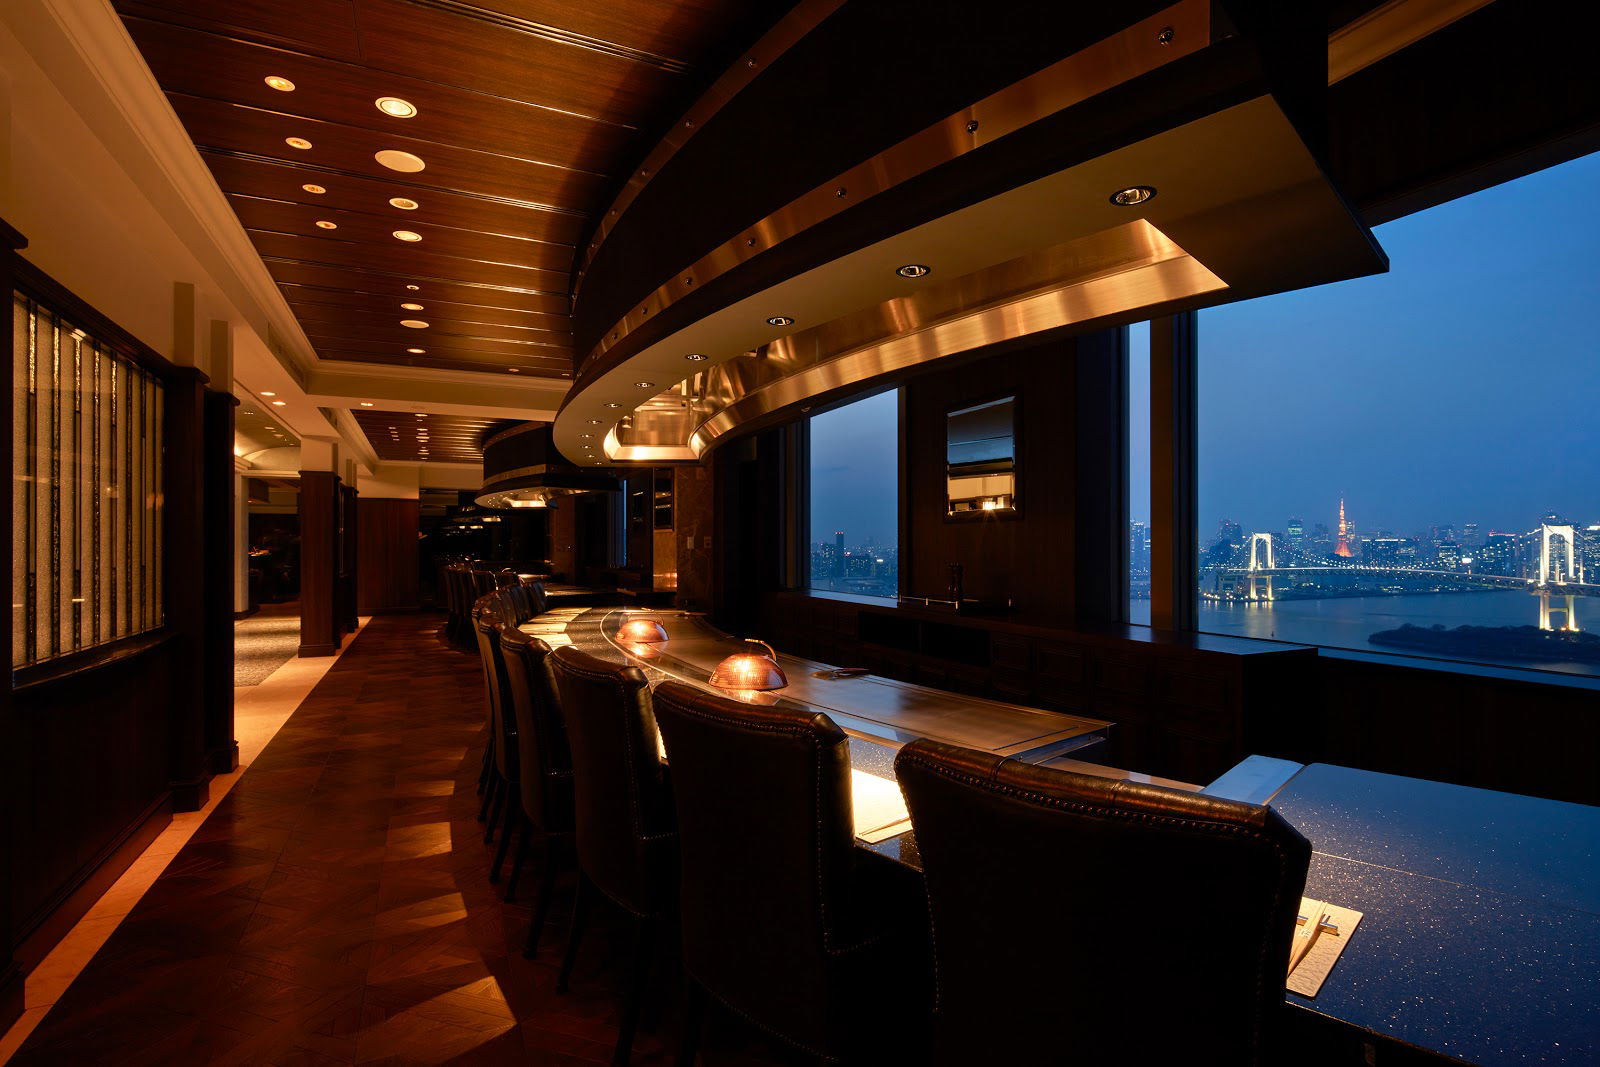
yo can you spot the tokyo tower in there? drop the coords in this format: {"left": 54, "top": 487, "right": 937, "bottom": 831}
{"left": 1335, "top": 497, "right": 1354, "bottom": 558}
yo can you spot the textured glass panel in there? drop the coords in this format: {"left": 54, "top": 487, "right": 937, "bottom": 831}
{"left": 12, "top": 296, "right": 30, "bottom": 667}
{"left": 150, "top": 379, "right": 163, "bottom": 628}
{"left": 96, "top": 344, "right": 112, "bottom": 644}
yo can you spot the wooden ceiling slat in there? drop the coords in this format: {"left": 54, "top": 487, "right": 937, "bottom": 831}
{"left": 299, "top": 320, "right": 572, "bottom": 352}
{"left": 202, "top": 152, "right": 587, "bottom": 246}
{"left": 469, "top": 0, "right": 760, "bottom": 63}
{"left": 246, "top": 231, "right": 569, "bottom": 291}
{"left": 124, "top": 17, "right": 632, "bottom": 172}
{"left": 335, "top": 348, "right": 568, "bottom": 376}
{"left": 169, "top": 94, "right": 606, "bottom": 210}
{"left": 228, "top": 195, "right": 570, "bottom": 271}
{"left": 265, "top": 261, "right": 569, "bottom": 313}
{"left": 354, "top": 408, "right": 520, "bottom": 462}
{"left": 115, "top": 0, "right": 363, "bottom": 61}
{"left": 286, "top": 293, "right": 570, "bottom": 332}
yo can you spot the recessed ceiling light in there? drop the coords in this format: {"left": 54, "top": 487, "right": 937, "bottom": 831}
{"left": 1109, "top": 185, "right": 1156, "bottom": 206}
{"left": 388, "top": 197, "right": 420, "bottom": 211}
{"left": 508, "top": 368, "right": 520, "bottom": 373}
{"left": 580, "top": 433, "right": 593, "bottom": 438}
{"left": 315, "top": 220, "right": 337, "bottom": 229}
{"left": 400, "top": 319, "right": 429, "bottom": 328}
{"left": 271, "top": 400, "right": 287, "bottom": 406}
{"left": 374, "top": 149, "right": 426, "bottom": 173}
{"left": 261, "top": 391, "right": 277, "bottom": 397}
{"left": 895, "top": 263, "right": 931, "bottom": 278}
{"left": 302, "top": 183, "right": 326, "bottom": 195}
{"left": 400, "top": 302, "right": 423, "bottom": 311}
{"left": 415, "top": 413, "right": 428, "bottom": 418}
{"left": 588, "top": 419, "right": 602, "bottom": 425}
{"left": 766, "top": 315, "right": 794, "bottom": 326}
{"left": 264, "top": 76, "right": 296, "bottom": 92}
{"left": 393, "top": 230, "right": 422, "bottom": 242}
{"left": 405, "top": 284, "right": 419, "bottom": 291}
{"left": 685, "top": 353, "right": 707, "bottom": 361}
{"left": 604, "top": 402, "right": 622, "bottom": 408}
{"left": 634, "top": 381, "right": 655, "bottom": 389}
{"left": 285, "top": 136, "right": 313, "bottom": 150}
{"left": 359, "top": 401, "right": 375, "bottom": 407}
{"left": 375, "top": 97, "right": 418, "bottom": 118}
{"left": 407, "top": 347, "right": 425, "bottom": 354}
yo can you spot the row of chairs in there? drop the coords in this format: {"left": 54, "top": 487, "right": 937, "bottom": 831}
{"left": 445, "top": 562, "right": 532, "bottom": 645}
{"left": 469, "top": 590, "right": 1312, "bottom": 1064}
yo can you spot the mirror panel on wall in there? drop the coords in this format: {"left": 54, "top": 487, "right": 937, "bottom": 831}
{"left": 945, "top": 396, "right": 1017, "bottom": 517}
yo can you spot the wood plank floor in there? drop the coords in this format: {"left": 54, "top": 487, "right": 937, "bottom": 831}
{"left": 10, "top": 616, "right": 790, "bottom": 1066}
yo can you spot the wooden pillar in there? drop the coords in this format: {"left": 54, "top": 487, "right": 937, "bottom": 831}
{"left": 1150, "top": 312, "right": 1198, "bottom": 632}
{"left": 298, "top": 470, "right": 341, "bottom": 656}
{"left": 203, "top": 386, "right": 238, "bottom": 773}
{"left": 0, "top": 216, "right": 29, "bottom": 1030}
{"left": 163, "top": 367, "right": 211, "bottom": 811}
{"left": 1074, "top": 326, "right": 1130, "bottom": 624}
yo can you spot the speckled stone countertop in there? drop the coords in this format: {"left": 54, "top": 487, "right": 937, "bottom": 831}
{"left": 1273, "top": 764, "right": 1600, "bottom": 1065}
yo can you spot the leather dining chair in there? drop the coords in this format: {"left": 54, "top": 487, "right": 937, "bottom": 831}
{"left": 548, "top": 644, "right": 678, "bottom": 1066}
{"left": 472, "top": 604, "right": 521, "bottom": 879}
{"left": 494, "top": 623, "right": 575, "bottom": 957}
{"left": 894, "top": 738, "right": 1311, "bottom": 1067}
{"left": 652, "top": 681, "right": 933, "bottom": 1065}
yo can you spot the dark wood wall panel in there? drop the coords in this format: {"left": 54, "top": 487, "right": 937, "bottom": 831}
{"left": 902, "top": 342, "right": 1076, "bottom": 615}
{"left": 357, "top": 499, "right": 421, "bottom": 614}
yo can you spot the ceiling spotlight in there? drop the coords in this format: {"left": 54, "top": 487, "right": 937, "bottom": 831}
{"left": 1109, "top": 185, "right": 1156, "bottom": 206}
{"left": 302, "top": 183, "right": 326, "bottom": 195}
{"left": 588, "top": 419, "right": 602, "bottom": 425}
{"left": 359, "top": 401, "right": 375, "bottom": 407}
{"left": 508, "top": 368, "right": 520, "bottom": 373}
{"left": 766, "top": 315, "right": 794, "bottom": 327}
{"left": 375, "top": 97, "right": 418, "bottom": 118}
{"left": 406, "top": 347, "right": 425, "bottom": 354}
{"left": 580, "top": 433, "right": 593, "bottom": 438}
{"left": 400, "top": 319, "right": 429, "bottom": 328}
{"left": 315, "top": 220, "right": 337, "bottom": 229}
{"left": 896, "top": 263, "right": 931, "bottom": 278}
{"left": 261, "top": 391, "right": 277, "bottom": 397}
{"left": 405, "top": 284, "right": 420, "bottom": 291}
{"left": 634, "top": 381, "right": 655, "bottom": 389}
{"left": 388, "top": 197, "right": 420, "bottom": 210}
{"left": 415, "top": 413, "right": 428, "bottom": 418}
{"left": 393, "top": 230, "right": 422, "bottom": 242}
{"left": 400, "top": 302, "right": 423, "bottom": 311}
{"left": 685, "top": 353, "right": 707, "bottom": 361}
{"left": 264, "top": 75, "right": 296, "bottom": 92}
{"left": 374, "top": 149, "right": 426, "bottom": 172}
{"left": 285, "top": 137, "right": 313, "bottom": 150}
{"left": 604, "top": 402, "right": 622, "bottom": 408}
{"left": 271, "top": 400, "right": 287, "bottom": 406}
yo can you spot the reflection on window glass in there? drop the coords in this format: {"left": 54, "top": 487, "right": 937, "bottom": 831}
{"left": 1199, "top": 151, "right": 1600, "bottom": 677}
{"left": 809, "top": 390, "right": 897, "bottom": 598}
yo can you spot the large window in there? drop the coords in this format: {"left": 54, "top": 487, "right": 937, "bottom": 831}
{"left": 1197, "top": 151, "right": 1600, "bottom": 678}
{"left": 808, "top": 389, "right": 898, "bottom": 598}
{"left": 12, "top": 291, "right": 165, "bottom": 668}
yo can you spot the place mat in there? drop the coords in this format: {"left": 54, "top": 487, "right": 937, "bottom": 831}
{"left": 1287, "top": 896, "right": 1363, "bottom": 997}
{"left": 852, "top": 770, "right": 911, "bottom": 843}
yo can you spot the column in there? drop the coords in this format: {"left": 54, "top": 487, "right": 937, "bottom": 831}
{"left": 299, "top": 436, "right": 342, "bottom": 656}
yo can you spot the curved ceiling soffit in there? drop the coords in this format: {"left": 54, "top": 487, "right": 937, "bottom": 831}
{"left": 554, "top": 1, "right": 1388, "bottom": 467}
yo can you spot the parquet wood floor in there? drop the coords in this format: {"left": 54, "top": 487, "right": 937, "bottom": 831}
{"left": 11, "top": 616, "right": 794, "bottom": 1066}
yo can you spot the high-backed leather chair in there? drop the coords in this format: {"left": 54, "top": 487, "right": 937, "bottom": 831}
{"left": 894, "top": 739, "right": 1311, "bottom": 1066}
{"left": 472, "top": 603, "right": 520, "bottom": 877}
{"left": 652, "top": 682, "right": 933, "bottom": 1064}
{"left": 494, "top": 623, "right": 574, "bottom": 955}
{"left": 548, "top": 644, "right": 677, "bottom": 1065}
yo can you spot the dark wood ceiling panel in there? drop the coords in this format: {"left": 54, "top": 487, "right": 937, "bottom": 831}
{"left": 117, "top": 0, "right": 363, "bottom": 60}
{"left": 116, "top": 0, "right": 787, "bottom": 387}
{"left": 201, "top": 153, "right": 586, "bottom": 246}
{"left": 245, "top": 231, "right": 568, "bottom": 292}
{"left": 124, "top": 18, "right": 632, "bottom": 172}
{"left": 267, "top": 262, "right": 568, "bottom": 314}
{"left": 353, "top": 0, "right": 685, "bottom": 124}
{"left": 169, "top": 94, "right": 605, "bottom": 210}
{"left": 353, "top": 409, "right": 521, "bottom": 463}
{"left": 227, "top": 195, "right": 569, "bottom": 272}
{"left": 285, "top": 290, "right": 569, "bottom": 331}
{"left": 471, "top": 0, "right": 764, "bottom": 63}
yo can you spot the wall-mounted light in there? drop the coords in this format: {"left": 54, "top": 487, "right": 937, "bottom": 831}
{"left": 709, "top": 639, "right": 788, "bottom": 692}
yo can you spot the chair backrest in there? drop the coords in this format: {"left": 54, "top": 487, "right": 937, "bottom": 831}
{"left": 472, "top": 604, "right": 518, "bottom": 782}
{"left": 548, "top": 644, "right": 675, "bottom": 917}
{"left": 522, "top": 579, "right": 548, "bottom": 618}
{"left": 652, "top": 681, "right": 858, "bottom": 1051}
{"left": 894, "top": 738, "right": 1310, "bottom": 1066}
{"left": 495, "top": 623, "right": 573, "bottom": 834}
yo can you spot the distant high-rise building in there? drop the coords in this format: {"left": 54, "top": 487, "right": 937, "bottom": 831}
{"left": 1335, "top": 497, "right": 1354, "bottom": 558}
{"left": 1437, "top": 541, "right": 1461, "bottom": 569}
{"left": 1218, "top": 520, "right": 1242, "bottom": 549}
{"left": 835, "top": 531, "right": 845, "bottom": 579}
{"left": 1129, "top": 520, "right": 1149, "bottom": 572}
{"left": 1462, "top": 522, "right": 1481, "bottom": 546}
{"left": 1286, "top": 517, "right": 1304, "bottom": 550}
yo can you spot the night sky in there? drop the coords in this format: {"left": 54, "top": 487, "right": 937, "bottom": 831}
{"left": 812, "top": 150, "right": 1600, "bottom": 549}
